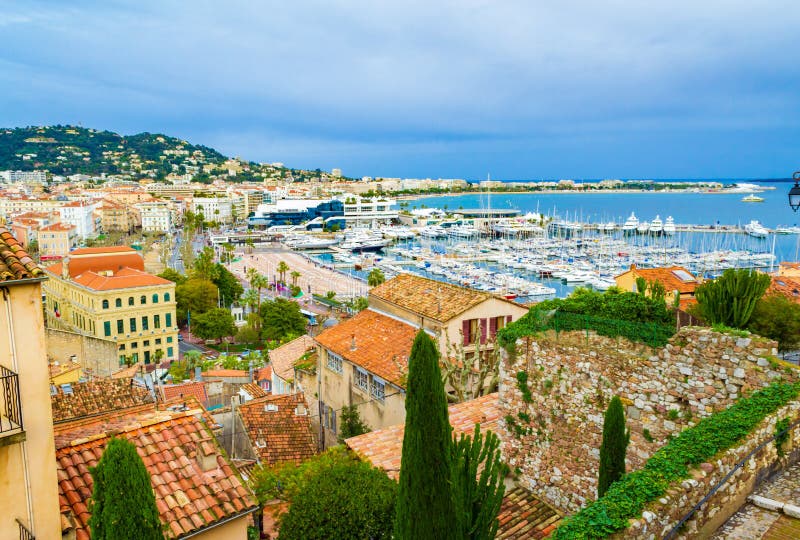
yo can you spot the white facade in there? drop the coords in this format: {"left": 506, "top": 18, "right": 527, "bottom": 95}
{"left": 191, "top": 196, "right": 233, "bottom": 224}
{"left": 0, "top": 170, "right": 47, "bottom": 183}
{"left": 58, "top": 201, "right": 98, "bottom": 239}
{"left": 137, "top": 201, "right": 173, "bottom": 233}
{"left": 338, "top": 196, "right": 398, "bottom": 227}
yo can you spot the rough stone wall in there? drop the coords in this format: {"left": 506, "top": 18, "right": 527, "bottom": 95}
{"left": 499, "top": 327, "right": 791, "bottom": 513}
{"left": 45, "top": 328, "right": 118, "bottom": 377}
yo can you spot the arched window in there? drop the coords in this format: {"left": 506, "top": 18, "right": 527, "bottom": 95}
{"left": 115, "top": 298, "right": 122, "bottom": 308}
{"left": 164, "top": 293, "right": 171, "bottom": 302}
{"left": 128, "top": 297, "right": 134, "bottom": 306}
{"left": 140, "top": 295, "right": 146, "bottom": 305}
{"left": 102, "top": 299, "right": 109, "bottom": 309}
{"left": 152, "top": 293, "right": 159, "bottom": 304}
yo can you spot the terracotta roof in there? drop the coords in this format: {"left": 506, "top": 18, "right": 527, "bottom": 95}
{"left": 160, "top": 381, "right": 209, "bottom": 405}
{"left": 241, "top": 382, "right": 268, "bottom": 399}
{"left": 69, "top": 267, "right": 172, "bottom": 291}
{"left": 369, "top": 273, "right": 491, "bottom": 322}
{"left": 269, "top": 335, "right": 315, "bottom": 382}
{"left": 314, "top": 309, "right": 416, "bottom": 387}
{"left": 496, "top": 486, "right": 562, "bottom": 539}
{"left": 56, "top": 412, "right": 258, "bottom": 540}
{"left": 345, "top": 393, "right": 502, "bottom": 479}
{"left": 255, "top": 365, "right": 272, "bottom": 382}
{"left": 51, "top": 378, "right": 154, "bottom": 424}
{"left": 69, "top": 246, "right": 139, "bottom": 255}
{"left": 769, "top": 277, "right": 800, "bottom": 304}
{"left": 616, "top": 264, "right": 699, "bottom": 294}
{"left": 237, "top": 393, "right": 317, "bottom": 465}
{"left": 0, "top": 227, "right": 43, "bottom": 281}
{"left": 45, "top": 248, "right": 145, "bottom": 278}
{"left": 202, "top": 369, "right": 249, "bottom": 379}
{"left": 49, "top": 359, "right": 82, "bottom": 379}
{"left": 39, "top": 222, "right": 76, "bottom": 232}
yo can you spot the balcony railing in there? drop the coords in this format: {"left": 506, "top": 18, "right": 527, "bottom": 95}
{"left": 16, "top": 518, "right": 35, "bottom": 540}
{"left": 0, "top": 365, "right": 23, "bottom": 438}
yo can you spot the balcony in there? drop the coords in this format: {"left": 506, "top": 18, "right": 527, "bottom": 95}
{"left": 0, "top": 365, "right": 24, "bottom": 446}
{"left": 16, "top": 519, "right": 35, "bottom": 540}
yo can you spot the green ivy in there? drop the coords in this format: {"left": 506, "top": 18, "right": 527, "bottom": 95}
{"left": 516, "top": 371, "right": 533, "bottom": 403}
{"left": 775, "top": 417, "right": 791, "bottom": 457}
{"left": 552, "top": 381, "right": 800, "bottom": 540}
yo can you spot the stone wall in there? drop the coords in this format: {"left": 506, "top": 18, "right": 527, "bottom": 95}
{"left": 499, "top": 327, "right": 792, "bottom": 513}
{"left": 45, "top": 328, "right": 118, "bottom": 377}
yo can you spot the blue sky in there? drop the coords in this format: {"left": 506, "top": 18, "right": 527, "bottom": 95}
{"left": 1, "top": 1, "right": 799, "bottom": 180}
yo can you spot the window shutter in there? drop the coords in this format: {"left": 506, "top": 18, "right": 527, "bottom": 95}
{"left": 462, "top": 319, "right": 471, "bottom": 345}
{"left": 506, "top": 315, "right": 512, "bottom": 324}
{"left": 489, "top": 317, "right": 497, "bottom": 338}
{"left": 480, "top": 318, "right": 488, "bottom": 344}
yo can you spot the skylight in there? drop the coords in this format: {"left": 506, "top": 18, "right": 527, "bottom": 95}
{"left": 671, "top": 270, "right": 695, "bottom": 283}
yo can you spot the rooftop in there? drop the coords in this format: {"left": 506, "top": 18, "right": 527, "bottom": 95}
{"left": 314, "top": 308, "right": 416, "bottom": 387}
{"left": 496, "top": 486, "right": 562, "bottom": 539}
{"left": 369, "top": 273, "right": 491, "bottom": 322}
{"left": 237, "top": 393, "right": 317, "bottom": 466}
{"left": 70, "top": 266, "right": 172, "bottom": 291}
{"left": 769, "top": 276, "right": 800, "bottom": 304}
{"left": 51, "top": 378, "right": 154, "bottom": 424}
{"left": 45, "top": 247, "right": 146, "bottom": 279}
{"left": 240, "top": 382, "right": 268, "bottom": 399}
{"left": 160, "top": 381, "right": 209, "bottom": 405}
{"left": 269, "top": 334, "right": 315, "bottom": 382}
{"left": 617, "top": 264, "right": 699, "bottom": 294}
{"left": 0, "top": 227, "right": 43, "bottom": 281}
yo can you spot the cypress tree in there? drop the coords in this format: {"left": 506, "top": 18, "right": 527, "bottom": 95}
{"left": 394, "top": 330, "right": 459, "bottom": 540}
{"left": 89, "top": 438, "right": 163, "bottom": 540}
{"left": 597, "top": 396, "right": 630, "bottom": 498}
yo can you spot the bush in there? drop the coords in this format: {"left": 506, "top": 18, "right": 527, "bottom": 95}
{"left": 552, "top": 381, "right": 800, "bottom": 539}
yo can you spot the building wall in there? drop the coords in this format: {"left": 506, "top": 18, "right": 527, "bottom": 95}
{"left": 194, "top": 514, "right": 250, "bottom": 540}
{"left": 499, "top": 327, "right": 791, "bottom": 514}
{"left": 45, "top": 328, "right": 119, "bottom": 377}
{"left": 0, "top": 281, "right": 61, "bottom": 539}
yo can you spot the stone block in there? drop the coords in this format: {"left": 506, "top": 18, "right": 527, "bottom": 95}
{"left": 783, "top": 504, "right": 800, "bottom": 519}
{"left": 748, "top": 495, "right": 784, "bottom": 511}
{"left": 736, "top": 337, "right": 752, "bottom": 348}
{"left": 757, "top": 358, "right": 769, "bottom": 367}
{"left": 733, "top": 368, "right": 745, "bottom": 378}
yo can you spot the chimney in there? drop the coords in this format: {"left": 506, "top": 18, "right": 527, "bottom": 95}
{"left": 194, "top": 366, "right": 202, "bottom": 381}
{"left": 630, "top": 263, "right": 636, "bottom": 271}
{"left": 62, "top": 256, "right": 70, "bottom": 279}
{"left": 196, "top": 438, "right": 218, "bottom": 472}
{"left": 249, "top": 360, "right": 254, "bottom": 383}
{"left": 350, "top": 333, "right": 357, "bottom": 351}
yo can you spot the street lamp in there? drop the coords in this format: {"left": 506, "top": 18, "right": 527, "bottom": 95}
{"left": 790, "top": 172, "right": 800, "bottom": 212}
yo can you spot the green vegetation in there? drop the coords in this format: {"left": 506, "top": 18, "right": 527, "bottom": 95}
{"left": 748, "top": 294, "right": 800, "bottom": 353}
{"left": 552, "top": 381, "right": 800, "bottom": 539}
{"left": 260, "top": 297, "right": 307, "bottom": 341}
{"left": 395, "top": 331, "right": 459, "bottom": 540}
{"left": 176, "top": 278, "right": 218, "bottom": 325}
{"left": 694, "top": 268, "right": 771, "bottom": 329}
{"left": 89, "top": 438, "right": 162, "bottom": 540}
{"left": 338, "top": 404, "right": 371, "bottom": 442}
{"left": 775, "top": 417, "right": 791, "bottom": 457}
{"left": 498, "top": 288, "right": 674, "bottom": 347}
{"left": 368, "top": 267, "right": 386, "bottom": 287}
{"left": 597, "top": 396, "right": 630, "bottom": 498}
{"left": 191, "top": 307, "right": 236, "bottom": 342}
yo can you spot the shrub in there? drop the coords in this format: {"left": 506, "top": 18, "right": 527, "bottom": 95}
{"left": 694, "top": 268, "right": 770, "bottom": 329}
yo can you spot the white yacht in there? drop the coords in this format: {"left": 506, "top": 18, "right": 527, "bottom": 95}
{"left": 649, "top": 215, "right": 664, "bottom": 235}
{"left": 622, "top": 212, "right": 639, "bottom": 235}
{"left": 663, "top": 216, "right": 676, "bottom": 236}
{"left": 636, "top": 220, "right": 650, "bottom": 235}
{"left": 744, "top": 220, "right": 769, "bottom": 238}
{"left": 742, "top": 193, "right": 765, "bottom": 203}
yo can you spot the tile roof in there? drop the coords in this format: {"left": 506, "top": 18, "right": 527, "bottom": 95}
{"left": 202, "top": 369, "right": 249, "bottom": 379}
{"left": 496, "top": 486, "right": 562, "bottom": 539}
{"left": 269, "top": 335, "right": 315, "bottom": 382}
{"left": 237, "top": 393, "right": 317, "bottom": 466}
{"left": 51, "top": 378, "right": 155, "bottom": 424}
{"left": 241, "top": 382, "right": 268, "bottom": 399}
{"left": 70, "top": 267, "right": 172, "bottom": 291}
{"left": 45, "top": 249, "right": 145, "bottom": 278}
{"left": 39, "top": 222, "right": 76, "bottom": 232}
{"left": 160, "top": 381, "right": 209, "bottom": 405}
{"left": 314, "top": 309, "right": 416, "bottom": 387}
{"left": 616, "top": 264, "right": 699, "bottom": 294}
{"left": 70, "top": 246, "right": 139, "bottom": 255}
{"left": 345, "top": 393, "right": 502, "bottom": 480}
{"left": 769, "top": 276, "right": 800, "bottom": 304}
{"left": 369, "top": 273, "right": 491, "bottom": 322}
{"left": 0, "top": 227, "right": 43, "bottom": 281}
{"left": 49, "top": 359, "right": 83, "bottom": 379}
{"left": 255, "top": 365, "right": 272, "bottom": 382}
{"left": 56, "top": 412, "right": 258, "bottom": 540}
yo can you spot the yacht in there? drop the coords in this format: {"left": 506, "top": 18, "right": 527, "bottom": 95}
{"left": 285, "top": 237, "right": 339, "bottom": 250}
{"left": 742, "top": 193, "right": 765, "bottom": 203}
{"left": 420, "top": 225, "right": 447, "bottom": 238}
{"left": 744, "top": 220, "right": 769, "bottom": 238}
{"left": 649, "top": 215, "right": 664, "bottom": 235}
{"left": 622, "top": 212, "right": 639, "bottom": 235}
{"left": 636, "top": 220, "right": 650, "bottom": 235}
{"left": 663, "top": 216, "right": 676, "bottom": 236}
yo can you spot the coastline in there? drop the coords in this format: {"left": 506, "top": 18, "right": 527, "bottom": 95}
{"left": 395, "top": 188, "right": 761, "bottom": 202}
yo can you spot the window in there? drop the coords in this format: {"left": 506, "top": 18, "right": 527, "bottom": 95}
{"left": 119, "top": 344, "right": 125, "bottom": 350}
{"left": 371, "top": 376, "right": 386, "bottom": 402}
{"left": 142, "top": 316, "right": 149, "bottom": 330}
{"left": 143, "top": 340, "right": 150, "bottom": 347}
{"left": 155, "top": 338, "right": 161, "bottom": 345}
{"left": 165, "top": 313, "right": 172, "bottom": 327}
{"left": 130, "top": 318, "right": 137, "bottom": 332}
{"left": 102, "top": 299, "right": 109, "bottom": 309}
{"left": 167, "top": 336, "right": 173, "bottom": 343}
{"left": 167, "top": 346, "right": 174, "bottom": 357}
{"left": 131, "top": 342, "right": 138, "bottom": 349}
{"left": 140, "top": 295, "right": 146, "bottom": 305}
{"left": 152, "top": 293, "right": 159, "bottom": 304}
{"left": 128, "top": 297, "right": 134, "bottom": 306}
{"left": 103, "top": 321, "right": 111, "bottom": 337}
{"left": 115, "top": 298, "right": 122, "bottom": 308}
{"left": 164, "top": 293, "right": 171, "bottom": 302}
{"left": 117, "top": 319, "right": 124, "bottom": 333}
{"left": 154, "top": 314, "right": 160, "bottom": 329}
{"left": 119, "top": 355, "right": 126, "bottom": 366}
{"left": 327, "top": 352, "right": 343, "bottom": 373}
{"left": 354, "top": 367, "right": 369, "bottom": 392}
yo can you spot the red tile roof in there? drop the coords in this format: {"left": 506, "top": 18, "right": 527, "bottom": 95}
{"left": 615, "top": 264, "right": 699, "bottom": 294}
{"left": 51, "top": 378, "right": 154, "bottom": 424}
{"left": 237, "top": 393, "right": 317, "bottom": 465}
{"left": 496, "top": 487, "right": 562, "bottom": 539}
{"left": 345, "top": 393, "right": 502, "bottom": 480}
{"left": 160, "top": 382, "right": 209, "bottom": 405}
{"left": 202, "top": 369, "right": 249, "bottom": 379}
{"left": 70, "top": 246, "right": 140, "bottom": 255}
{"left": 39, "top": 222, "right": 76, "bottom": 232}
{"left": 56, "top": 412, "right": 258, "bottom": 539}
{"left": 314, "top": 309, "right": 416, "bottom": 387}
{"left": 269, "top": 335, "right": 315, "bottom": 382}
{"left": 0, "top": 227, "right": 43, "bottom": 280}
{"left": 769, "top": 276, "right": 800, "bottom": 304}
{"left": 70, "top": 267, "right": 172, "bottom": 291}
{"left": 46, "top": 248, "right": 145, "bottom": 279}
{"left": 255, "top": 365, "right": 272, "bottom": 382}
{"left": 241, "top": 382, "right": 268, "bottom": 399}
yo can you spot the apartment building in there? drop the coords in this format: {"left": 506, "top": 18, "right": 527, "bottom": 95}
{"left": 338, "top": 195, "right": 398, "bottom": 227}
{"left": 37, "top": 222, "right": 78, "bottom": 258}
{"left": 192, "top": 195, "right": 233, "bottom": 223}
{"left": 0, "top": 228, "right": 61, "bottom": 540}
{"left": 137, "top": 200, "right": 173, "bottom": 233}
{"left": 42, "top": 246, "right": 179, "bottom": 366}
{"left": 58, "top": 200, "right": 98, "bottom": 239}
{"left": 96, "top": 199, "right": 138, "bottom": 233}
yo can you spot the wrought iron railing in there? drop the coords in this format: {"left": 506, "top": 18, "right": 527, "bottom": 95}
{"left": 16, "top": 518, "right": 34, "bottom": 540}
{"left": 0, "top": 365, "right": 23, "bottom": 435}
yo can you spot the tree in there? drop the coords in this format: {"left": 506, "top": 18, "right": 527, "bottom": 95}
{"left": 158, "top": 268, "right": 187, "bottom": 286}
{"left": 394, "top": 331, "right": 459, "bottom": 540}
{"left": 260, "top": 298, "right": 307, "bottom": 341}
{"left": 290, "top": 270, "right": 302, "bottom": 287}
{"left": 212, "top": 264, "right": 243, "bottom": 307}
{"left": 442, "top": 324, "right": 501, "bottom": 403}
{"left": 368, "top": 268, "right": 386, "bottom": 287}
{"left": 349, "top": 296, "right": 369, "bottom": 312}
{"left": 597, "top": 396, "right": 630, "bottom": 498}
{"left": 635, "top": 276, "right": 647, "bottom": 295}
{"left": 192, "top": 308, "right": 236, "bottom": 342}
{"left": 192, "top": 246, "right": 220, "bottom": 281}
{"left": 176, "top": 278, "right": 218, "bottom": 325}
{"left": 89, "top": 438, "right": 162, "bottom": 540}
{"left": 277, "top": 260, "right": 290, "bottom": 284}
{"left": 647, "top": 280, "right": 666, "bottom": 304}
{"left": 279, "top": 459, "right": 397, "bottom": 540}
{"left": 748, "top": 294, "right": 800, "bottom": 353}
{"left": 451, "top": 425, "right": 506, "bottom": 540}
{"left": 694, "top": 268, "right": 771, "bottom": 329}
{"left": 338, "top": 405, "right": 370, "bottom": 442}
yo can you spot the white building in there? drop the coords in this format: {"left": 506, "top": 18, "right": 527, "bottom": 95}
{"left": 137, "top": 201, "right": 173, "bottom": 233}
{"left": 337, "top": 196, "right": 398, "bottom": 227}
{"left": 58, "top": 200, "right": 98, "bottom": 239}
{"left": 191, "top": 196, "right": 233, "bottom": 224}
{"left": 0, "top": 170, "right": 47, "bottom": 183}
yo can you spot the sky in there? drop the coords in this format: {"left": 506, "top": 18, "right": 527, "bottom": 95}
{"left": 1, "top": 1, "right": 799, "bottom": 180}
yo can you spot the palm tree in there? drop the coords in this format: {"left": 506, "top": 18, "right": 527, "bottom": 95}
{"left": 243, "top": 288, "right": 260, "bottom": 313}
{"left": 277, "top": 261, "right": 290, "bottom": 284}
{"left": 290, "top": 270, "right": 301, "bottom": 287}
{"left": 154, "top": 349, "right": 165, "bottom": 364}
{"left": 368, "top": 267, "right": 386, "bottom": 287}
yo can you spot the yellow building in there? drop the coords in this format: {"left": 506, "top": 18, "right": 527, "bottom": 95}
{"left": 37, "top": 222, "right": 77, "bottom": 258}
{"left": 0, "top": 228, "right": 61, "bottom": 539}
{"left": 42, "top": 246, "right": 179, "bottom": 366}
